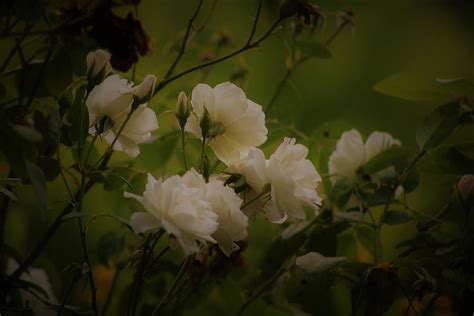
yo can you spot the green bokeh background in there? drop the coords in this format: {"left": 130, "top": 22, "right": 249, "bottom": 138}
{"left": 3, "top": 0, "right": 474, "bottom": 314}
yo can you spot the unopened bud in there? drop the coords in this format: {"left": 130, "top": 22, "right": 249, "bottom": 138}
{"left": 208, "top": 121, "right": 225, "bottom": 138}
{"left": 200, "top": 108, "right": 212, "bottom": 138}
{"left": 86, "top": 49, "right": 112, "bottom": 85}
{"left": 133, "top": 74, "right": 157, "bottom": 103}
{"left": 175, "top": 91, "right": 190, "bottom": 129}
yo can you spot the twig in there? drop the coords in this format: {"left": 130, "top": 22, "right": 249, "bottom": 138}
{"left": 265, "top": 19, "right": 351, "bottom": 114}
{"left": 151, "top": 256, "right": 194, "bottom": 315}
{"left": 76, "top": 172, "right": 99, "bottom": 316}
{"left": 164, "top": 0, "right": 205, "bottom": 79}
{"left": 245, "top": 0, "right": 263, "bottom": 46}
{"left": 128, "top": 234, "right": 153, "bottom": 316}
{"left": 374, "top": 150, "right": 427, "bottom": 264}
{"left": 57, "top": 272, "right": 81, "bottom": 315}
{"left": 101, "top": 266, "right": 123, "bottom": 316}
{"left": 180, "top": 129, "right": 189, "bottom": 170}
{"left": 238, "top": 265, "right": 286, "bottom": 315}
{"left": 154, "top": 15, "right": 284, "bottom": 95}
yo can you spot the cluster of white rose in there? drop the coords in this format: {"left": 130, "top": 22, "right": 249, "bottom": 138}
{"left": 86, "top": 50, "right": 159, "bottom": 158}
{"left": 328, "top": 129, "right": 402, "bottom": 210}
{"left": 114, "top": 78, "right": 324, "bottom": 256}
{"left": 85, "top": 49, "right": 402, "bottom": 258}
{"left": 328, "top": 129, "right": 401, "bottom": 184}
{"left": 5, "top": 50, "right": 406, "bottom": 307}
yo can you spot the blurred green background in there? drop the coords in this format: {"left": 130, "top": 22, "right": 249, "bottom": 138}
{"left": 3, "top": 0, "right": 474, "bottom": 314}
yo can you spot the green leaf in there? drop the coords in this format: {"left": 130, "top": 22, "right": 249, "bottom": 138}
{"left": 383, "top": 210, "right": 412, "bottom": 225}
{"left": 296, "top": 40, "right": 332, "bottom": 59}
{"left": 0, "top": 186, "right": 17, "bottom": 201}
{"left": 295, "top": 252, "right": 346, "bottom": 273}
{"left": 374, "top": 72, "right": 450, "bottom": 101}
{"left": 306, "top": 222, "right": 350, "bottom": 256}
{"left": 329, "top": 177, "right": 353, "bottom": 207}
{"left": 419, "top": 145, "right": 474, "bottom": 175}
{"left": 103, "top": 167, "right": 135, "bottom": 192}
{"left": 97, "top": 232, "right": 125, "bottom": 267}
{"left": 401, "top": 166, "right": 419, "bottom": 193}
{"left": 11, "top": 124, "right": 43, "bottom": 143}
{"left": 260, "top": 232, "right": 306, "bottom": 280}
{"left": 453, "top": 143, "right": 474, "bottom": 161}
{"left": 436, "top": 77, "right": 474, "bottom": 98}
{"left": 416, "top": 102, "right": 461, "bottom": 150}
{"left": 362, "top": 146, "right": 410, "bottom": 174}
{"left": 137, "top": 131, "right": 179, "bottom": 171}
{"left": 25, "top": 160, "right": 48, "bottom": 210}
{"left": 68, "top": 86, "right": 89, "bottom": 146}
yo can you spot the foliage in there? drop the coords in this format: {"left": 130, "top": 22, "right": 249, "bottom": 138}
{"left": 0, "top": 0, "right": 473, "bottom": 315}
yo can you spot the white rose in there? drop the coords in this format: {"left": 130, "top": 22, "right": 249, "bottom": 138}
{"left": 185, "top": 82, "right": 268, "bottom": 165}
{"left": 328, "top": 129, "right": 401, "bottom": 184}
{"left": 205, "top": 180, "right": 248, "bottom": 256}
{"left": 180, "top": 169, "right": 248, "bottom": 256}
{"left": 86, "top": 74, "right": 159, "bottom": 157}
{"left": 125, "top": 170, "right": 218, "bottom": 254}
{"left": 328, "top": 129, "right": 366, "bottom": 183}
{"left": 6, "top": 258, "right": 58, "bottom": 316}
{"left": 86, "top": 49, "right": 112, "bottom": 81}
{"left": 266, "top": 138, "right": 322, "bottom": 223}
{"left": 228, "top": 148, "right": 268, "bottom": 193}
{"left": 229, "top": 138, "right": 322, "bottom": 223}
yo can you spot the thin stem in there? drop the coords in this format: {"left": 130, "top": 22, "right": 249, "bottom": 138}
{"left": 84, "top": 132, "right": 99, "bottom": 168}
{"left": 241, "top": 190, "right": 269, "bottom": 209}
{"left": 199, "top": 137, "right": 207, "bottom": 173}
{"left": 77, "top": 171, "right": 99, "bottom": 316}
{"left": 265, "top": 69, "right": 291, "bottom": 114}
{"left": 128, "top": 234, "right": 153, "bottom": 316}
{"left": 101, "top": 266, "right": 122, "bottom": 316}
{"left": 374, "top": 150, "right": 427, "bottom": 264}
{"left": 152, "top": 256, "right": 193, "bottom": 316}
{"left": 146, "top": 246, "right": 170, "bottom": 274}
{"left": 164, "top": 0, "right": 204, "bottom": 79}
{"left": 238, "top": 265, "right": 286, "bottom": 315}
{"left": 265, "top": 19, "right": 351, "bottom": 114}
{"left": 56, "top": 117, "right": 77, "bottom": 205}
{"left": 57, "top": 272, "right": 81, "bottom": 315}
{"left": 154, "top": 17, "right": 283, "bottom": 95}
{"left": 246, "top": 0, "right": 263, "bottom": 45}
{"left": 180, "top": 129, "right": 189, "bottom": 170}
{"left": 324, "top": 20, "right": 350, "bottom": 47}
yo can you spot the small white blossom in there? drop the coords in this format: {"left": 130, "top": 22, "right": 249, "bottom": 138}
{"left": 328, "top": 129, "right": 401, "bottom": 184}
{"left": 185, "top": 82, "right": 268, "bottom": 165}
{"left": 86, "top": 74, "right": 159, "bottom": 157}
{"left": 125, "top": 170, "right": 218, "bottom": 255}
{"left": 86, "top": 49, "right": 112, "bottom": 81}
